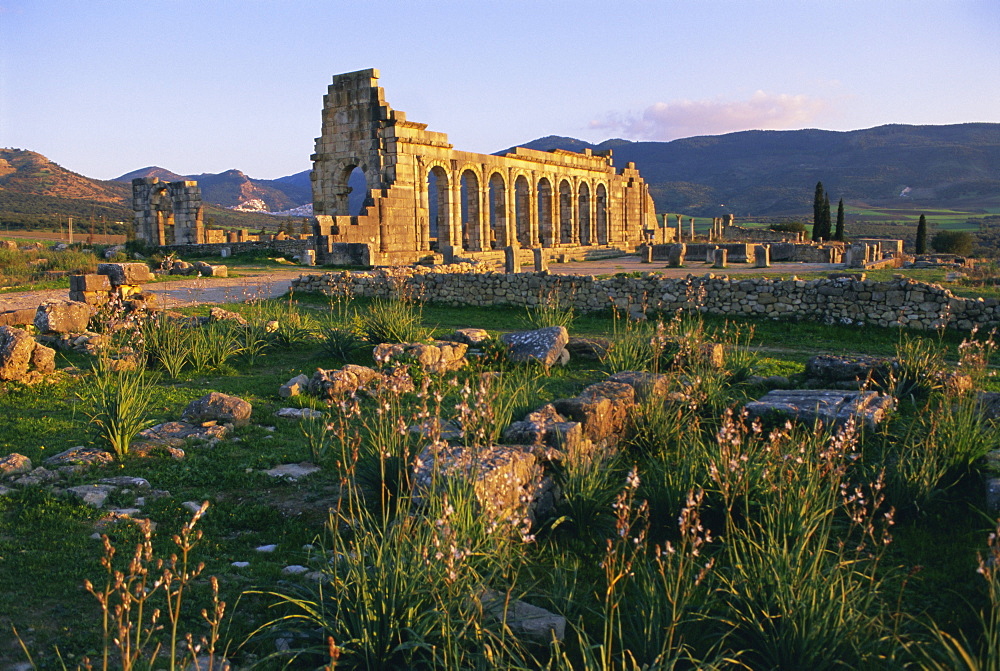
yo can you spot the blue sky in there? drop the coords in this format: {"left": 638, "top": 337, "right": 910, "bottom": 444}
{"left": 1, "top": 0, "right": 997, "bottom": 181}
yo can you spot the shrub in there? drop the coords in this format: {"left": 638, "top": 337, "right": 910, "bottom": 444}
{"left": 769, "top": 221, "right": 807, "bottom": 233}
{"left": 931, "top": 230, "right": 974, "bottom": 256}
{"left": 360, "top": 297, "right": 431, "bottom": 344}
{"left": 78, "top": 358, "right": 159, "bottom": 460}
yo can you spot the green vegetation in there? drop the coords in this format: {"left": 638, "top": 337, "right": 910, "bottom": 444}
{"left": 917, "top": 213, "right": 929, "bottom": 253}
{"left": 932, "top": 230, "right": 975, "bottom": 256}
{"left": 4, "top": 294, "right": 1000, "bottom": 668}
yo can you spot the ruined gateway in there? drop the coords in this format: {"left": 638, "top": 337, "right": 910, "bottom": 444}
{"left": 312, "top": 68, "right": 658, "bottom": 264}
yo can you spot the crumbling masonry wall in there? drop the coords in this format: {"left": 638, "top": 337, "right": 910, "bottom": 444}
{"left": 311, "top": 69, "right": 657, "bottom": 264}
{"left": 132, "top": 178, "right": 205, "bottom": 245}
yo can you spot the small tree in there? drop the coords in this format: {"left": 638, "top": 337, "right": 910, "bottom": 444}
{"left": 915, "top": 214, "right": 928, "bottom": 254}
{"left": 821, "top": 193, "right": 832, "bottom": 241}
{"left": 812, "top": 181, "right": 825, "bottom": 242}
{"left": 834, "top": 198, "right": 845, "bottom": 241}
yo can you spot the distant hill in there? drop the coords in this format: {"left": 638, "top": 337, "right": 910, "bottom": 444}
{"left": 115, "top": 167, "right": 312, "bottom": 212}
{"left": 0, "top": 149, "right": 128, "bottom": 203}
{"left": 502, "top": 123, "right": 1000, "bottom": 216}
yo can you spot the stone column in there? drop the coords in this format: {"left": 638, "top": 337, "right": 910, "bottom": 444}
{"left": 533, "top": 247, "right": 548, "bottom": 272}
{"left": 754, "top": 245, "right": 771, "bottom": 268}
{"left": 707, "top": 246, "right": 718, "bottom": 264}
{"left": 676, "top": 214, "right": 683, "bottom": 243}
{"left": 689, "top": 218, "right": 695, "bottom": 240}
{"left": 642, "top": 244, "right": 653, "bottom": 263}
{"left": 713, "top": 248, "right": 728, "bottom": 269}
{"left": 669, "top": 243, "right": 686, "bottom": 267}
{"left": 450, "top": 176, "right": 463, "bottom": 251}
{"left": 504, "top": 245, "right": 518, "bottom": 273}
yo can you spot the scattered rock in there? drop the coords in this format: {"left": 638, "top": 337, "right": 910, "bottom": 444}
{"left": 130, "top": 442, "right": 186, "bottom": 460}
{"left": 263, "top": 463, "right": 321, "bottom": 481}
{"left": 98, "top": 476, "right": 150, "bottom": 489}
{"left": 279, "top": 373, "right": 310, "bottom": 398}
{"left": 255, "top": 544, "right": 278, "bottom": 553}
{"left": 565, "top": 336, "right": 613, "bottom": 361}
{"left": 281, "top": 565, "right": 309, "bottom": 576}
{"left": 0, "top": 453, "right": 32, "bottom": 477}
{"left": 139, "top": 421, "right": 228, "bottom": 444}
{"left": 805, "top": 354, "right": 897, "bottom": 387}
{"left": 275, "top": 407, "right": 323, "bottom": 420}
{"left": 979, "top": 392, "right": 1000, "bottom": 422}
{"left": 182, "top": 501, "right": 204, "bottom": 514}
{"left": 607, "top": 371, "right": 670, "bottom": 402}
{"left": 97, "top": 262, "right": 152, "bottom": 286}
{"left": 438, "top": 328, "right": 491, "bottom": 346}
{"left": 309, "top": 364, "right": 389, "bottom": 398}
{"left": 500, "top": 326, "right": 569, "bottom": 368}
{"left": 13, "top": 467, "right": 60, "bottom": 486}
{"left": 182, "top": 392, "right": 252, "bottom": 427}
{"left": 552, "top": 381, "right": 636, "bottom": 448}
{"left": 208, "top": 307, "right": 248, "bottom": 325}
{"left": 409, "top": 418, "right": 464, "bottom": 441}
{"left": 478, "top": 587, "right": 566, "bottom": 645}
{"left": 0, "top": 325, "right": 55, "bottom": 382}
{"left": 231, "top": 561, "right": 250, "bottom": 568}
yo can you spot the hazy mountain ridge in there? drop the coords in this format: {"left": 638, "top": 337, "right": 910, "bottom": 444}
{"left": 114, "top": 167, "right": 312, "bottom": 212}
{"left": 0, "top": 149, "right": 129, "bottom": 203}
{"left": 508, "top": 123, "right": 1000, "bottom": 215}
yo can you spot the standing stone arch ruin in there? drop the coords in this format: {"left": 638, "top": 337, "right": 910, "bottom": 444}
{"left": 131, "top": 178, "right": 205, "bottom": 245}
{"left": 312, "top": 68, "right": 657, "bottom": 264}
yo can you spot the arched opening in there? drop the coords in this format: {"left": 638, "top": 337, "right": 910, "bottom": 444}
{"left": 537, "top": 178, "right": 553, "bottom": 247}
{"left": 460, "top": 169, "right": 481, "bottom": 251}
{"left": 153, "top": 186, "right": 175, "bottom": 245}
{"left": 346, "top": 167, "right": 368, "bottom": 216}
{"left": 488, "top": 173, "right": 506, "bottom": 249}
{"left": 578, "top": 182, "right": 591, "bottom": 246}
{"left": 514, "top": 175, "right": 531, "bottom": 246}
{"left": 596, "top": 184, "right": 609, "bottom": 245}
{"left": 427, "top": 166, "right": 450, "bottom": 249}
{"left": 559, "top": 180, "right": 573, "bottom": 244}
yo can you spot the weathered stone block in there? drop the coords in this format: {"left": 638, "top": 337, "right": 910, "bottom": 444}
{"left": 744, "top": 389, "right": 894, "bottom": 430}
{"left": 182, "top": 392, "right": 252, "bottom": 427}
{"left": 97, "top": 262, "right": 152, "bottom": 286}
{"left": 35, "top": 300, "right": 91, "bottom": 334}
{"left": 501, "top": 326, "right": 569, "bottom": 368}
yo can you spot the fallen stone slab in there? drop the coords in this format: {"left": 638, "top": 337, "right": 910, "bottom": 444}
{"left": 209, "top": 307, "right": 248, "bottom": 325}
{"left": 98, "top": 476, "right": 150, "bottom": 489}
{"left": 500, "top": 326, "right": 569, "bottom": 368}
{"left": 805, "top": 354, "right": 898, "bottom": 386}
{"left": 607, "top": 371, "right": 670, "bottom": 402}
{"left": 130, "top": 442, "right": 186, "bottom": 460}
{"left": 66, "top": 483, "right": 117, "bottom": 508}
{"left": 140, "top": 421, "right": 228, "bottom": 444}
{"left": 438, "top": 328, "right": 491, "bottom": 347}
{"left": 275, "top": 407, "right": 323, "bottom": 420}
{"left": 182, "top": 392, "right": 252, "bottom": 427}
{"left": 502, "top": 404, "right": 584, "bottom": 454}
{"left": 744, "top": 389, "right": 894, "bottom": 430}
{"left": 44, "top": 446, "right": 115, "bottom": 468}
{"left": 0, "top": 308, "right": 38, "bottom": 328}
{"left": 263, "top": 462, "right": 321, "bottom": 481}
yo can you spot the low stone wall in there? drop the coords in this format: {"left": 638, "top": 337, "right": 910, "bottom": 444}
{"left": 165, "top": 239, "right": 313, "bottom": 259}
{"left": 292, "top": 266, "right": 1000, "bottom": 331}
{"left": 722, "top": 224, "right": 805, "bottom": 243}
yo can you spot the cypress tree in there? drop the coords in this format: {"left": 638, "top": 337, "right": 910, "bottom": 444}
{"left": 821, "top": 193, "right": 831, "bottom": 241}
{"left": 812, "top": 181, "right": 825, "bottom": 241}
{"left": 835, "top": 198, "right": 845, "bottom": 241}
{"left": 916, "top": 214, "right": 928, "bottom": 254}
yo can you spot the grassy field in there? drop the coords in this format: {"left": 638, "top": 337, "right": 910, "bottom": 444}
{"left": 3, "top": 292, "right": 1000, "bottom": 668}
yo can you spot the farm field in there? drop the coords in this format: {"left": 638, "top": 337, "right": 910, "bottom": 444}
{"left": 2, "top": 288, "right": 1000, "bottom": 669}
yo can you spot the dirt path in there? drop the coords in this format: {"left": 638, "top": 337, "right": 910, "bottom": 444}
{"left": 0, "top": 268, "right": 306, "bottom": 312}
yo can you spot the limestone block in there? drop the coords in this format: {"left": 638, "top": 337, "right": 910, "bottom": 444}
{"left": 97, "top": 262, "right": 152, "bottom": 286}
{"left": 552, "top": 381, "right": 636, "bottom": 447}
{"left": 0, "top": 326, "right": 36, "bottom": 380}
{"left": 0, "top": 453, "right": 32, "bottom": 477}
{"left": 70, "top": 274, "right": 111, "bottom": 292}
{"left": 182, "top": 392, "right": 253, "bottom": 427}
{"left": 309, "top": 364, "right": 390, "bottom": 398}
{"left": 69, "top": 290, "right": 111, "bottom": 306}
{"left": 478, "top": 588, "right": 566, "bottom": 645}
{"left": 412, "top": 442, "right": 559, "bottom": 525}
{"left": 0, "top": 309, "right": 37, "bottom": 327}
{"left": 805, "top": 354, "right": 897, "bottom": 386}
{"left": 373, "top": 341, "right": 468, "bottom": 374}
{"left": 35, "top": 300, "right": 92, "bottom": 334}
{"left": 500, "top": 326, "right": 569, "bottom": 368}
{"left": 607, "top": 370, "right": 671, "bottom": 402}
{"left": 279, "top": 373, "right": 310, "bottom": 398}
{"left": 565, "top": 336, "right": 612, "bottom": 361}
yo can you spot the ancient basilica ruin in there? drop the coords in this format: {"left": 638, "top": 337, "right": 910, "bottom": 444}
{"left": 309, "top": 69, "right": 657, "bottom": 264}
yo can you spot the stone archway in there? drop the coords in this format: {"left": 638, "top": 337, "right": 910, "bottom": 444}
{"left": 578, "top": 182, "right": 591, "bottom": 246}
{"left": 596, "top": 183, "right": 609, "bottom": 245}
{"left": 427, "top": 165, "right": 451, "bottom": 248}
{"left": 488, "top": 172, "right": 507, "bottom": 249}
{"left": 460, "top": 169, "right": 482, "bottom": 251}
{"left": 537, "top": 177, "right": 553, "bottom": 247}
{"left": 558, "top": 179, "right": 573, "bottom": 244}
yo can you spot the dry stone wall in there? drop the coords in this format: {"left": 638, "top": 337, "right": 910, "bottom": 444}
{"left": 293, "top": 266, "right": 1000, "bottom": 331}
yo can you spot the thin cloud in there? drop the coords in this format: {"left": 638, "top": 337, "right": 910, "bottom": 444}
{"left": 590, "top": 91, "right": 829, "bottom": 140}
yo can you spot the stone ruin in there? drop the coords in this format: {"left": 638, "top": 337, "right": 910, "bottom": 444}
{"left": 131, "top": 178, "right": 207, "bottom": 245}
{"left": 310, "top": 68, "right": 657, "bottom": 265}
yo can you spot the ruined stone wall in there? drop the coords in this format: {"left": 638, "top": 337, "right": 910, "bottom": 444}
{"left": 132, "top": 178, "right": 206, "bottom": 245}
{"left": 166, "top": 239, "right": 313, "bottom": 259}
{"left": 722, "top": 224, "right": 805, "bottom": 243}
{"left": 310, "top": 69, "right": 657, "bottom": 264}
{"left": 293, "top": 267, "right": 998, "bottom": 331}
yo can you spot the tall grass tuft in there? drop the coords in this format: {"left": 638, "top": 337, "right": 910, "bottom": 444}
{"left": 360, "top": 296, "right": 431, "bottom": 344}
{"left": 79, "top": 357, "right": 159, "bottom": 460}
{"left": 524, "top": 287, "right": 576, "bottom": 330}
{"left": 141, "top": 314, "right": 192, "bottom": 378}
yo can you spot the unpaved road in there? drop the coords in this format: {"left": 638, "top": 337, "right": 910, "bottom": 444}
{"left": 0, "top": 268, "right": 306, "bottom": 312}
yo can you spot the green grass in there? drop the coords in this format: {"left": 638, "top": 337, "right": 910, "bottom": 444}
{"left": 4, "top": 297, "right": 1000, "bottom": 667}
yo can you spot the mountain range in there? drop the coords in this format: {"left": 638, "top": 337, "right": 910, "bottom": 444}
{"left": 2, "top": 123, "right": 998, "bottom": 222}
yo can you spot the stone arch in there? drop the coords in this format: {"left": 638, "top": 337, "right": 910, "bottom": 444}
{"left": 596, "top": 183, "right": 609, "bottom": 245}
{"left": 427, "top": 165, "right": 451, "bottom": 248}
{"left": 537, "top": 177, "right": 553, "bottom": 247}
{"left": 578, "top": 182, "right": 592, "bottom": 246}
{"left": 514, "top": 174, "right": 532, "bottom": 246}
{"left": 331, "top": 158, "right": 371, "bottom": 216}
{"left": 558, "top": 179, "right": 574, "bottom": 244}
{"left": 460, "top": 169, "right": 482, "bottom": 251}
{"left": 488, "top": 172, "right": 507, "bottom": 249}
